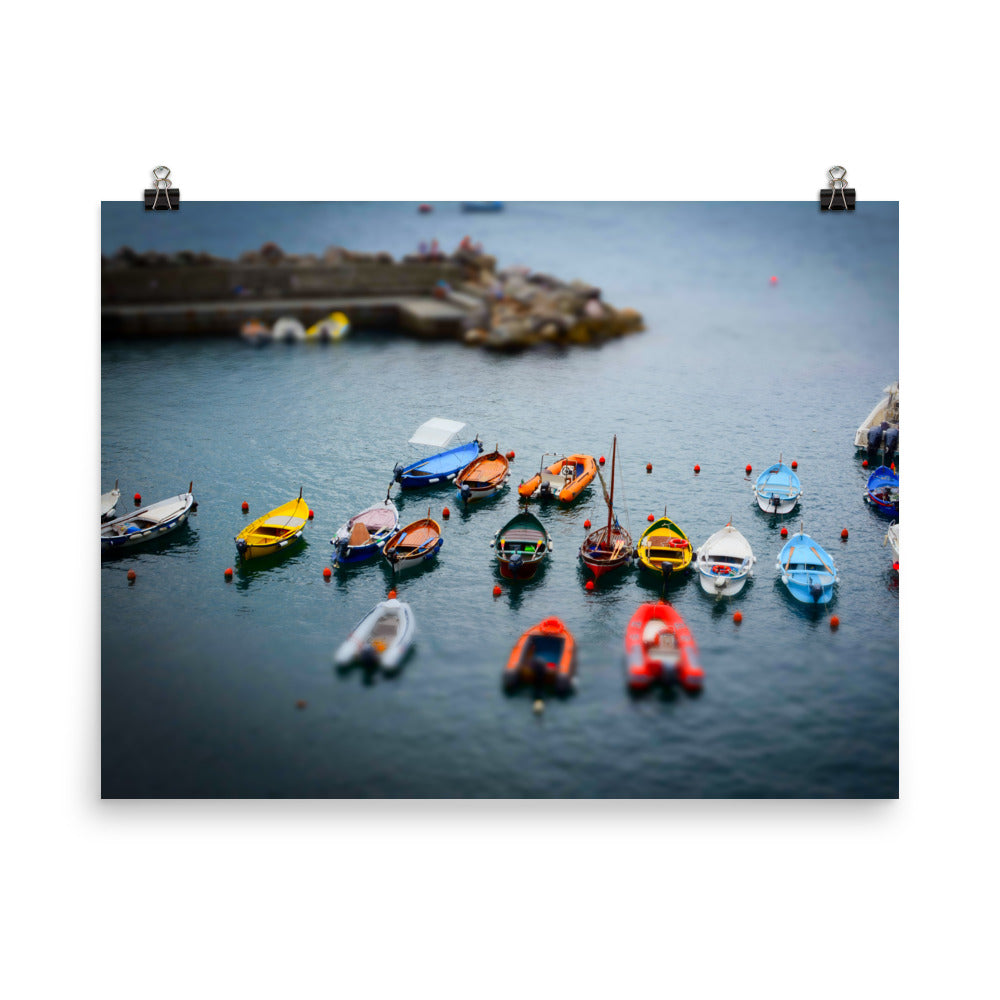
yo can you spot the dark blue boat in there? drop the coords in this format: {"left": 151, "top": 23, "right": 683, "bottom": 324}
{"left": 460, "top": 202, "right": 504, "bottom": 212}
{"left": 865, "top": 465, "right": 899, "bottom": 517}
{"left": 394, "top": 439, "right": 482, "bottom": 489}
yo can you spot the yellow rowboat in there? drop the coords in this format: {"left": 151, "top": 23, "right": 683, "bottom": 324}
{"left": 235, "top": 489, "right": 309, "bottom": 560}
{"left": 305, "top": 311, "right": 350, "bottom": 342}
{"left": 637, "top": 512, "right": 693, "bottom": 578}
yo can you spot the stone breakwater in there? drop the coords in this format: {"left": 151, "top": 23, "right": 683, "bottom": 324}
{"left": 101, "top": 241, "right": 644, "bottom": 350}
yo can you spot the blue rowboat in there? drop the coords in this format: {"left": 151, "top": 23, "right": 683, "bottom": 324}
{"left": 393, "top": 439, "right": 482, "bottom": 489}
{"left": 865, "top": 465, "right": 899, "bottom": 518}
{"left": 776, "top": 532, "right": 838, "bottom": 604}
{"left": 101, "top": 483, "right": 196, "bottom": 554}
{"left": 753, "top": 461, "right": 802, "bottom": 514}
{"left": 330, "top": 497, "right": 399, "bottom": 566}
{"left": 460, "top": 202, "right": 504, "bottom": 212}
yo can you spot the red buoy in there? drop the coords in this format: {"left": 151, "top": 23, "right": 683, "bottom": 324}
{"left": 893, "top": 561, "right": 899, "bottom": 572}
{"left": 133, "top": 493, "right": 141, "bottom": 504}
{"left": 694, "top": 464, "right": 700, "bottom": 473}
{"left": 646, "top": 463, "right": 652, "bottom": 473}
{"left": 599, "top": 456, "right": 605, "bottom": 465}
{"left": 769, "top": 275, "right": 778, "bottom": 285}
{"left": 791, "top": 460, "right": 798, "bottom": 469}
{"left": 584, "top": 519, "right": 591, "bottom": 529}
{"left": 224, "top": 567, "right": 233, "bottom": 580}
{"left": 241, "top": 501, "right": 249, "bottom": 513}
{"left": 126, "top": 569, "right": 136, "bottom": 583}
{"left": 507, "top": 450, "right": 515, "bottom": 460}
{"left": 442, "top": 507, "right": 450, "bottom": 518}
{"left": 492, "top": 585, "right": 502, "bottom": 597}
{"left": 585, "top": 580, "right": 595, "bottom": 591}
{"left": 308, "top": 509, "right": 314, "bottom": 520}
{"left": 647, "top": 514, "right": 654, "bottom": 522}
{"left": 323, "top": 567, "right": 331, "bottom": 579}
{"left": 745, "top": 464, "right": 752, "bottom": 475}
{"left": 841, "top": 528, "right": 849, "bottom": 540}
{"left": 733, "top": 611, "right": 743, "bottom": 624}
{"left": 295, "top": 699, "right": 307, "bottom": 710}
{"left": 388, "top": 589, "right": 397, "bottom": 599}
{"left": 830, "top": 616, "right": 840, "bottom": 630}
{"left": 780, "top": 527, "right": 788, "bottom": 537}
{"left": 862, "top": 459, "right": 869, "bottom": 468}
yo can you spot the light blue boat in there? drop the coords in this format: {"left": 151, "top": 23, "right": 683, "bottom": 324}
{"left": 393, "top": 439, "right": 483, "bottom": 489}
{"left": 754, "top": 460, "right": 802, "bottom": 514}
{"left": 776, "top": 532, "right": 838, "bottom": 604}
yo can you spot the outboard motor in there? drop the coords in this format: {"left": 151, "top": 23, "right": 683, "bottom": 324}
{"left": 508, "top": 551, "right": 523, "bottom": 575}
{"left": 359, "top": 645, "right": 380, "bottom": 669}
{"left": 460, "top": 483, "right": 471, "bottom": 504}
{"left": 809, "top": 580, "right": 824, "bottom": 602}
{"left": 393, "top": 463, "right": 404, "bottom": 484}
{"left": 235, "top": 538, "right": 248, "bottom": 559}
{"left": 867, "top": 425, "right": 884, "bottom": 463}
{"left": 883, "top": 427, "right": 899, "bottom": 459}
{"left": 333, "top": 538, "right": 349, "bottom": 563}
{"left": 530, "top": 655, "right": 549, "bottom": 685}
{"left": 539, "top": 481, "right": 552, "bottom": 498}
{"left": 770, "top": 494, "right": 781, "bottom": 511}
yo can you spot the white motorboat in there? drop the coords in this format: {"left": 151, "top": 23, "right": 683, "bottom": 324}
{"left": 101, "top": 479, "right": 120, "bottom": 521}
{"left": 885, "top": 521, "right": 899, "bottom": 565}
{"left": 334, "top": 598, "right": 415, "bottom": 672}
{"left": 695, "top": 523, "right": 755, "bottom": 596}
{"left": 854, "top": 381, "right": 899, "bottom": 450}
{"left": 272, "top": 317, "right": 307, "bottom": 343}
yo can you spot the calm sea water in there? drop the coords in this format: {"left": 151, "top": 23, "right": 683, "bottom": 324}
{"left": 101, "top": 202, "right": 898, "bottom": 797}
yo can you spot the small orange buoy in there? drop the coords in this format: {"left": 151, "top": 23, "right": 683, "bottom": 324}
{"left": 745, "top": 464, "right": 752, "bottom": 475}
{"left": 126, "top": 569, "right": 136, "bottom": 583}
{"left": 492, "top": 585, "right": 502, "bottom": 597}
{"left": 584, "top": 519, "right": 591, "bottom": 529}
{"left": 893, "top": 561, "right": 899, "bottom": 572}
{"left": 780, "top": 527, "right": 788, "bottom": 537}
{"left": 295, "top": 700, "right": 307, "bottom": 710}
{"left": 891, "top": 462, "right": 896, "bottom": 472}
{"left": 507, "top": 450, "right": 515, "bottom": 460}
{"left": 841, "top": 528, "right": 849, "bottom": 540}
{"left": 308, "top": 509, "right": 314, "bottom": 520}
{"left": 599, "top": 456, "right": 605, "bottom": 465}
{"left": 791, "top": 460, "right": 798, "bottom": 469}
{"left": 585, "top": 580, "right": 595, "bottom": 591}
{"left": 862, "top": 459, "right": 869, "bottom": 468}
{"left": 769, "top": 275, "right": 778, "bottom": 285}
{"left": 133, "top": 493, "right": 141, "bottom": 504}
{"left": 323, "top": 567, "right": 331, "bottom": 579}
{"left": 830, "top": 616, "right": 840, "bottom": 630}
{"left": 694, "top": 464, "right": 700, "bottom": 473}
{"left": 442, "top": 507, "right": 450, "bottom": 518}
{"left": 241, "top": 501, "right": 249, "bottom": 513}
{"left": 647, "top": 514, "right": 654, "bottom": 522}
{"left": 733, "top": 611, "right": 743, "bottom": 624}
{"left": 646, "top": 463, "right": 652, "bottom": 473}
{"left": 224, "top": 567, "right": 233, "bottom": 580}
{"left": 388, "top": 589, "right": 397, "bottom": 599}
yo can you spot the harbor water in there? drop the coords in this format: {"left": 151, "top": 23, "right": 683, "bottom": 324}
{"left": 101, "top": 201, "right": 898, "bottom": 797}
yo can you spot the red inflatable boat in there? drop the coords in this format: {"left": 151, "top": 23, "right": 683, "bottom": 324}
{"left": 624, "top": 601, "right": 703, "bottom": 692}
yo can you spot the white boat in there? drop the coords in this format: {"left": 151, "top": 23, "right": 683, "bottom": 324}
{"left": 333, "top": 598, "right": 415, "bottom": 672}
{"left": 101, "top": 479, "right": 120, "bottom": 521}
{"left": 854, "top": 381, "right": 899, "bottom": 450}
{"left": 101, "top": 483, "right": 196, "bottom": 553}
{"left": 272, "top": 317, "right": 307, "bottom": 343}
{"left": 695, "top": 523, "right": 755, "bottom": 596}
{"left": 885, "top": 521, "right": 899, "bottom": 564}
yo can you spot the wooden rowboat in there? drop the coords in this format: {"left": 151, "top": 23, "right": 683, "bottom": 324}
{"left": 330, "top": 496, "right": 399, "bottom": 566}
{"left": 382, "top": 510, "right": 443, "bottom": 573}
{"left": 455, "top": 447, "right": 510, "bottom": 504}
{"left": 101, "top": 483, "right": 195, "bottom": 553}
{"left": 492, "top": 510, "right": 552, "bottom": 580}
{"left": 235, "top": 488, "right": 309, "bottom": 561}
{"left": 579, "top": 436, "right": 632, "bottom": 582}
{"left": 637, "top": 511, "right": 693, "bottom": 577}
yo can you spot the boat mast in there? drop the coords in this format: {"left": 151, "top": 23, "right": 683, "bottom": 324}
{"left": 606, "top": 436, "right": 617, "bottom": 542}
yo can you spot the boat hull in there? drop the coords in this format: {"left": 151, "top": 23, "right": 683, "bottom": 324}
{"left": 504, "top": 617, "right": 575, "bottom": 694}
{"left": 396, "top": 440, "right": 483, "bottom": 490}
{"left": 518, "top": 454, "right": 596, "bottom": 504}
{"left": 330, "top": 500, "right": 399, "bottom": 566}
{"left": 334, "top": 599, "right": 415, "bottom": 672}
{"left": 493, "top": 510, "right": 551, "bottom": 580}
{"left": 624, "top": 602, "right": 703, "bottom": 692}
{"left": 697, "top": 567, "right": 750, "bottom": 597}
{"left": 101, "top": 491, "right": 195, "bottom": 552}
{"left": 753, "top": 463, "right": 802, "bottom": 515}
{"left": 235, "top": 496, "right": 309, "bottom": 561}
{"left": 776, "top": 532, "right": 838, "bottom": 605}
{"left": 455, "top": 450, "right": 510, "bottom": 505}
{"left": 637, "top": 517, "right": 693, "bottom": 575}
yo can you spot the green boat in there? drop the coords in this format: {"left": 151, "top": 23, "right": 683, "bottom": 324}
{"left": 491, "top": 510, "right": 552, "bottom": 580}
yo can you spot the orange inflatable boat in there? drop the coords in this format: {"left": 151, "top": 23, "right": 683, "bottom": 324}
{"left": 504, "top": 617, "right": 576, "bottom": 694}
{"left": 624, "top": 601, "right": 703, "bottom": 692}
{"left": 518, "top": 453, "right": 597, "bottom": 504}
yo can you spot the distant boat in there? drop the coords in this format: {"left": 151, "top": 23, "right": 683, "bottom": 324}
{"left": 579, "top": 436, "right": 632, "bottom": 582}
{"left": 305, "top": 311, "right": 350, "bottom": 342}
{"left": 101, "top": 479, "right": 120, "bottom": 521}
{"left": 333, "top": 598, "right": 415, "bottom": 673}
{"left": 455, "top": 447, "right": 510, "bottom": 504}
{"left": 753, "top": 460, "right": 802, "bottom": 515}
{"left": 695, "top": 523, "right": 755, "bottom": 597}
{"left": 624, "top": 602, "right": 704, "bottom": 692}
{"left": 518, "top": 453, "right": 597, "bottom": 504}
{"left": 235, "top": 489, "right": 308, "bottom": 561}
{"left": 855, "top": 381, "right": 899, "bottom": 455}
{"left": 865, "top": 465, "right": 899, "bottom": 518}
{"left": 636, "top": 511, "right": 693, "bottom": 578}
{"left": 272, "top": 317, "right": 306, "bottom": 343}
{"left": 394, "top": 439, "right": 483, "bottom": 489}
{"left": 885, "top": 521, "right": 899, "bottom": 566}
{"left": 492, "top": 510, "right": 551, "bottom": 580}
{"left": 504, "top": 617, "right": 576, "bottom": 694}
{"left": 330, "top": 496, "right": 399, "bottom": 566}
{"left": 382, "top": 511, "right": 443, "bottom": 574}
{"left": 101, "top": 483, "right": 195, "bottom": 553}
{"left": 776, "top": 530, "right": 838, "bottom": 604}
{"left": 460, "top": 202, "right": 504, "bottom": 212}
{"left": 240, "top": 319, "right": 272, "bottom": 346}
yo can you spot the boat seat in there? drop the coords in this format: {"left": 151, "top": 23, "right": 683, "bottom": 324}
{"left": 348, "top": 521, "right": 372, "bottom": 546}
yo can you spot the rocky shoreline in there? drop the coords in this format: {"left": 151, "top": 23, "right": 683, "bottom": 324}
{"left": 102, "top": 240, "right": 644, "bottom": 351}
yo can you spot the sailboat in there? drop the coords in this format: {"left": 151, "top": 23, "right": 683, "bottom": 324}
{"left": 579, "top": 436, "right": 632, "bottom": 582}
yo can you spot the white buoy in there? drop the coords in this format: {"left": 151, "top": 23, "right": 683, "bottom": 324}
{"left": 533, "top": 699, "right": 544, "bottom": 715}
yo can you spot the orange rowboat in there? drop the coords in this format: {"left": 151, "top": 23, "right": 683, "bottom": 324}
{"left": 518, "top": 453, "right": 597, "bottom": 504}
{"left": 624, "top": 601, "right": 703, "bottom": 692}
{"left": 503, "top": 617, "right": 576, "bottom": 694}
{"left": 455, "top": 448, "right": 510, "bottom": 504}
{"left": 382, "top": 510, "right": 443, "bottom": 574}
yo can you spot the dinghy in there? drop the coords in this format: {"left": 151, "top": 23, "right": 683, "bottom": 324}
{"left": 455, "top": 447, "right": 510, "bottom": 504}
{"left": 272, "top": 317, "right": 307, "bottom": 343}
{"left": 776, "top": 530, "right": 839, "bottom": 604}
{"left": 394, "top": 439, "right": 483, "bottom": 489}
{"left": 240, "top": 319, "right": 271, "bottom": 346}
{"left": 854, "top": 381, "right": 899, "bottom": 452}
{"left": 695, "top": 523, "right": 755, "bottom": 596}
{"left": 579, "top": 436, "right": 632, "bottom": 582}
{"left": 330, "top": 495, "right": 399, "bottom": 566}
{"left": 333, "top": 598, "right": 415, "bottom": 672}
{"left": 305, "top": 311, "right": 350, "bottom": 342}
{"left": 492, "top": 510, "right": 552, "bottom": 580}
{"left": 637, "top": 511, "right": 693, "bottom": 578}
{"left": 865, "top": 465, "right": 899, "bottom": 518}
{"left": 503, "top": 617, "right": 576, "bottom": 694}
{"left": 101, "top": 483, "right": 195, "bottom": 553}
{"left": 382, "top": 510, "right": 443, "bottom": 573}
{"left": 518, "top": 453, "right": 597, "bottom": 504}
{"left": 235, "top": 489, "right": 308, "bottom": 561}
{"left": 624, "top": 602, "right": 703, "bottom": 692}
{"left": 101, "top": 480, "right": 120, "bottom": 521}
{"left": 753, "top": 460, "right": 802, "bottom": 515}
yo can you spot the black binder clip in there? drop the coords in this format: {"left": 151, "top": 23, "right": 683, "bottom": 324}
{"left": 144, "top": 166, "right": 180, "bottom": 211}
{"left": 820, "top": 166, "right": 855, "bottom": 211}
